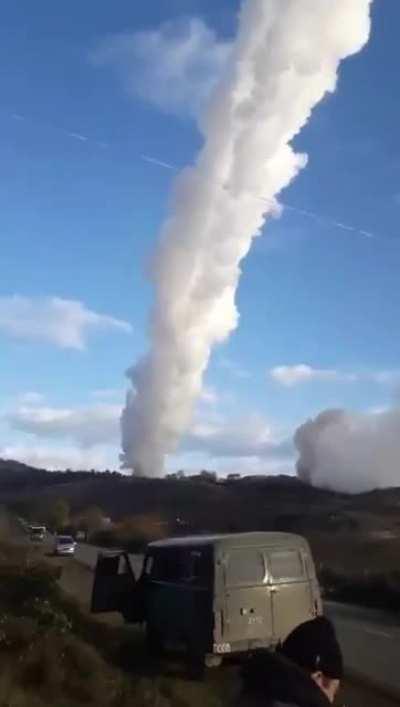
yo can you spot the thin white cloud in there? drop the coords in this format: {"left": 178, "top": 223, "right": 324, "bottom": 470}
{"left": 0, "top": 443, "right": 116, "bottom": 472}
{"left": 91, "top": 388, "right": 125, "bottom": 401}
{"left": 366, "top": 405, "right": 389, "bottom": 415}
{"left": 0, "top": 295, "right": 132, "bottom": 350}
{"left": 370, "top": 370, "right": 400, "bottom": 384}
{"left": 5, "top": 403, "right": 122, "bottom": 447}
{"left": 90, "top": 17, "right": 232, "bottom": 118}
{"left": 270, "top": 365, "right": 346, "bottom": 387}
{"left": 17, "top": 392, "right": 45, "bottom": 405}
{"left": 182, "top": 413, "right": 292, "bottom": 460}
{"left": 270, "top": 364, "right": 400, "bottom": 387}
{"left": 218, "top": 356, "right": 251, "bottom": 380}
{"left": 168, "top": 450, "right": 293, "bottom": 478}
{"left": 4, "top": 397, "right": 291, "bottom": 474}
{"left": 198, "top": 386, "right": 219, "bottom": 406}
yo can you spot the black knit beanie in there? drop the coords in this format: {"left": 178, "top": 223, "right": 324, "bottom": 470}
{"left": 279, "top": 616, "right": 343, "bottom": 680}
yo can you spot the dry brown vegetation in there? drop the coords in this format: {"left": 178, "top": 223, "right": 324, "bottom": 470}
{"left": 4, "top": 461, "right": 400, "bottom": 612}
{"left": 0, "top": 538, "right": 230, "bottom": 707}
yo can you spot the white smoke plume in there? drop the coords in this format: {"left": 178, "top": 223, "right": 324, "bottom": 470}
{"left": 121, "top": 0, "right": 373, "bottom": 476}
{"left": 295, "top": 408, "right": 400, "bottom": 494}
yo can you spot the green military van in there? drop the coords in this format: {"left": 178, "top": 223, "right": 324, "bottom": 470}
{"left": 91, "top": 532, "right": 322, "bottom": 665}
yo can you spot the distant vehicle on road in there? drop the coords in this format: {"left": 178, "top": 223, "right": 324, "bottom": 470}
{"left": 30, "top": 525, "right": 46, "bottom": 543}
{"left": 54, "top": 535, "right": 76, "bottom": 556}
{"left": 91, "top": 531, "right": 322, "bottom": 666}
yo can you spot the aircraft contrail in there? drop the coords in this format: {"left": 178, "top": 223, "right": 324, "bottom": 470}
{"left": 6, "top": 107, "right": 377, "bottom": 241}
{"left": 140, "top": 153, "right": 376, "bottom": 240}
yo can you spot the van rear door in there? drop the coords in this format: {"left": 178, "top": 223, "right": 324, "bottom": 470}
{"left": 266, "top": 548, "right": 314, "bottom": 643}
{"left": 91, "top": 552, "right": 142, "bottom": 621}
{"left": 223, "top": 547, "right": 273, "bottom": 646}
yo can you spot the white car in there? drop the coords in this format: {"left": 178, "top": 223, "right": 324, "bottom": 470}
{"left": 30, "top": 526, "right": 46, "bottom": 543}
{"left": 54, "top": 535, "right": 76, "bottom": 556}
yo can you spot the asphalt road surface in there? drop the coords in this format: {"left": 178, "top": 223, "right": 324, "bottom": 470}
{"left": 326, "top": 600, "right": 400, "bottom": 699}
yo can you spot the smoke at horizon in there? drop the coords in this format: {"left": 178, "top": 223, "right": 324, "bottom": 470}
{"left": 121, "top": 0, "right": 373, "bottom": 476}
{"left": 295, "top": 407, "right": 400, "bottom": 493}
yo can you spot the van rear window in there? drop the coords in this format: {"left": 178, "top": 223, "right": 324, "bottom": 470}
{"left": 148, "top": 548, "right": 212, "bottom": 586}
{"left": 269, "top": 550, "right": 304, "bottom": 582}
{"left": 226, "top": 549, "right": 266, "bottom": 587}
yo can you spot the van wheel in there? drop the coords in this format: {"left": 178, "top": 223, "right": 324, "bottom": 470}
{"left": 186, "top": 642, "right": 206, "bottom": 679}
{"left": 204, "top": 654, "right": 222, "bottom": 669}
{"left": 146, "top": 624, "right": 164, "bottom": 659}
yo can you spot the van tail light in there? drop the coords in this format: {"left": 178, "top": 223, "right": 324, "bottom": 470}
{"left": 213, "top": 610, "right": 223, "bottom": 638}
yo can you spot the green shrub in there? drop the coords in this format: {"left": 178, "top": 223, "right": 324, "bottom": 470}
{"left": 0, "top": 563, "right": 60, "bottom": 613}
{"left": 23, "top": 598, "right": 72, "bottom": 632}
{"left": 0, "top": 539, "right": 229, "bottom": 707}
{"left": 0, "top": 615, "right": 37, "bottom": 652}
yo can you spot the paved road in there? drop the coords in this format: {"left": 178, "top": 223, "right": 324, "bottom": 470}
{"left": 76, "top": 544, "right": 400, "bottom": 698}
{"left": 326, "top": 601, "right": 400, "bottom": 698}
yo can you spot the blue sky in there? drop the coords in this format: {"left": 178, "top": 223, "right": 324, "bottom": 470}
{"left": 1, "top": 0, "right": 399, "bottom": 474}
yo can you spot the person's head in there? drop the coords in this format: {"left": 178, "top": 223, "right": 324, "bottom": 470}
{"left": 279, "top": 616, "right": 343, "bottom": 703}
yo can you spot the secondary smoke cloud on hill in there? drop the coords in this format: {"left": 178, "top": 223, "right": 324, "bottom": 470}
{"left": 121, "top": 0, "right": 373, "bottom": 476}
{"left": 295, "top": 408, "right": 400, "bottom": 493}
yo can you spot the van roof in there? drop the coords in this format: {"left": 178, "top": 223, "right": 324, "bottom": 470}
{"left": 149, "top": 531, "right": 307, "bottom": 550}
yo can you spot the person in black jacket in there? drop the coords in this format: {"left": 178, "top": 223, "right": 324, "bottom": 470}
{"left": 240, "top": 617, "right": 343, "bottom": 707}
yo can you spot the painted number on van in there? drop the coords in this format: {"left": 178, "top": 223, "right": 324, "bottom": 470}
{"left": 213, "top": 642, "right": 231, "bottom": 654}
{"left": 248, "top": 615, "right": 263, "bottom": 625}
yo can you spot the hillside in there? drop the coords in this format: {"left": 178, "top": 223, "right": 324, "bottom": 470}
{"left": 0, "top": 459, "right": 342, "bottom": 527}
{"left": 2, "top": 458, "right": 400, "bottom": 576}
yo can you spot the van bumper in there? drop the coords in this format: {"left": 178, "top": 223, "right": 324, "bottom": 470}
{"left": 213, "top": 637, "right": 276, "bottom": 656}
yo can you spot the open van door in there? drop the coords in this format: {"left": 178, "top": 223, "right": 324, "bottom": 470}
{"left": 91, "top": 552, "right": 144, "bottom": 622}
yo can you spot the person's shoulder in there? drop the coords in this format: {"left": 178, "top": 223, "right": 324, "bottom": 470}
{"left": 233, "top": 696, "right": 296, "bottom": 707}
{"left": 240, "top": 649, "right": 330, "bottom": 707}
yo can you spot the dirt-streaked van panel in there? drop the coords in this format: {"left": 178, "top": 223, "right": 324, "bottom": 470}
{"left": 91, "top": 532, "right": 322, "bottom": 662}
{"left": 267, "top": 547, "right": 315, "bottom": 642}
{"left": 222, "top": 547, "right": 273, "bottom": 645}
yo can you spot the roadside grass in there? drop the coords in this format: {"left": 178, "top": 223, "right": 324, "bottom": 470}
{"left": 0, "top": 539, "right": 233, "bottom": 707}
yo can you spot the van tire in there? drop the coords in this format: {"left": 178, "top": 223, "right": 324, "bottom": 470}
{"left": 204, "top": 654, "right": 222, "bottom": 668}
{"left": 186, "top": 641, "right": 206, "bottom": 679}
{"left": 146, "top": 624, "right": 164, "bottom": 659}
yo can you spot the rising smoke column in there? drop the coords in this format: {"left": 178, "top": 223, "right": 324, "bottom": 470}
{"left": 121, "top": 0, "right": 373, "bottom": 476}
{"left": 295, "top": 408, "right": 400, "bottom": 493}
